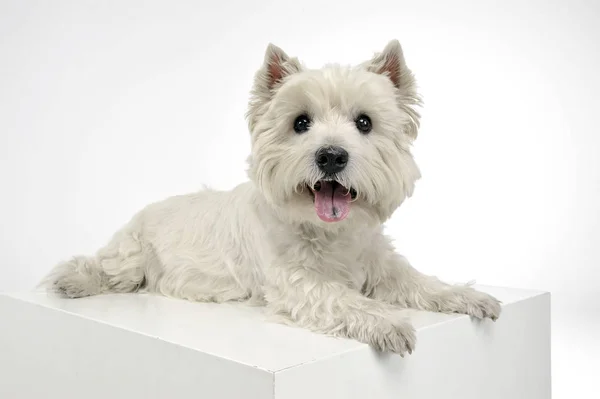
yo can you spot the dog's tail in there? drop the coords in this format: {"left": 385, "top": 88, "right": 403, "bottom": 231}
{"left": 38, "top": 227, "right": 148, "bottom": 298}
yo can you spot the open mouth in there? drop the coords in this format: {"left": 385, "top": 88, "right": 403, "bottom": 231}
{"left": 308, "top": 180, "right": 357, "bottom": 223}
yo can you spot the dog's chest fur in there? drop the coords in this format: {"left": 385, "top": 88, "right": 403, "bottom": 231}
{"left": 266, "top": 221, "right": 372, "bottom": 291}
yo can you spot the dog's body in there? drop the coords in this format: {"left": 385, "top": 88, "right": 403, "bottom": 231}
{"left": 41, "top": 40, "right": 500, "bottom": 355}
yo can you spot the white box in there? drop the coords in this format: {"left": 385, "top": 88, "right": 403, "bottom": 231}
{"left": 0, "top": 286, "right": 550, "bottom": 399}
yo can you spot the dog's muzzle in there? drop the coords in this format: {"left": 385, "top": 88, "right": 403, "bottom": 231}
{"left": 315, "top": 146, "right": 348, "bottom": 175}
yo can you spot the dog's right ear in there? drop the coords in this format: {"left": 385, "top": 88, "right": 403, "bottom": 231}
{"left": 247, "top": 44, "right": 302, "bottom": 132}
{"left": 260, "top": 44, "right": 302, "bottom": 91}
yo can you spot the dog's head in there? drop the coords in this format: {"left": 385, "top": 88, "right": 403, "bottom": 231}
{"left": 246, "top": 40, "right": 422, "bottom": 228}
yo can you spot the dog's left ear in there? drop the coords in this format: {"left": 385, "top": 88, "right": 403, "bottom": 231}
{"left": 366, "top": 40, "right": 421, "bottom": 139}
{"left": 366, "top": 40, "right": 413, "bottom": 92}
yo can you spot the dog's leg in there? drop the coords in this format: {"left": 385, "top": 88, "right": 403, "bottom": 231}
{"left": 40, "top": 227, "right": 148, "bottom": 298}
{"left": 363, "top": 234, "right": 501, "bottom": 320}
{"left": 265, "top": 263, "right": 416, "bottom": 356}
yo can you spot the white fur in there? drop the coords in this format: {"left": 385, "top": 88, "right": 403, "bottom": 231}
{"left": 40, "top": 40, "right": 500, "bottom": 355}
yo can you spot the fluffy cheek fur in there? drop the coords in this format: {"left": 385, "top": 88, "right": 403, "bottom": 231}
{"left": 362, "top": 129, "right": 421, "bottom": 222}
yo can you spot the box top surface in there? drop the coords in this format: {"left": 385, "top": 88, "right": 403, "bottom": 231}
{"left": 3, "top": 285, "right": 545, "bottom": 372}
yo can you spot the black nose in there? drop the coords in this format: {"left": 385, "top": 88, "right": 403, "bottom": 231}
{"left": 315, "top": 146, "right": 349, "bottom": 175}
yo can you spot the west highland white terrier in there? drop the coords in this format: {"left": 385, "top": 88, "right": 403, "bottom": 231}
{"left": 40, "top": 40, "right": 500, "bottom": 355}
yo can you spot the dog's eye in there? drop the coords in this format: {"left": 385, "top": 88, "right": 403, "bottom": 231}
{"left": 355, "top": 114, "right": 372, "bottom": 134}
{"left": 293, "top": 114, "right": 311, "bottom": 134}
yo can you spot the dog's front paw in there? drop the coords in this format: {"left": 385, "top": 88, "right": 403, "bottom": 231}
{"left": 467, "top": 291, "right": 502, "bottom": 320}
{"left": 368, "top": 318, "right": 416, "bottom": 356}
{"left": 447, "top": 288, "right": 502, "bottom": 321}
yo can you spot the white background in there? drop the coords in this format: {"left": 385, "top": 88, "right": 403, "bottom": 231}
{"left": 0, "top": 0, "right": 598, "bottom": 396}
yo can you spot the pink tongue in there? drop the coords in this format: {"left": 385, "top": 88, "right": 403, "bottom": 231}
{"left": 314, "top": 181, "right": 352, "bottom": 222}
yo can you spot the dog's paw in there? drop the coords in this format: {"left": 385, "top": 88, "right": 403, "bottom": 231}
{"left": 368, "top": 318, "right": 416, "bottom": 356}
{"left": 466, "top": 291, "right": 502, "bottom": 320}
{"left": 43, "top": 257, "right": 105, "bottom": 299}
{"left": 446, "top": 288, "right": 502, "bottom": 321}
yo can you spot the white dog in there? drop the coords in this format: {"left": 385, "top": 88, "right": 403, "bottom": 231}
{"left": 40, "top": 40, "right": 500, "bottom": 355}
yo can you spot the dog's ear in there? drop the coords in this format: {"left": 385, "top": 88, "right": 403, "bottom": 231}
{"left": 260, "top": 44, "right": 302, "bottom": 90}
{"left": 247, "top": 44, "right": 302, "bottom": 132}
{"left": 366, "top": 40, "right": 421, "bottom": 139}
{"left": 366, "top": 40, "right": 412, "bottom": 91}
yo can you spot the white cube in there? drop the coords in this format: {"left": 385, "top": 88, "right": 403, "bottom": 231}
{"left": 0, "top": 285, "right": 550, "bottom": 399}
